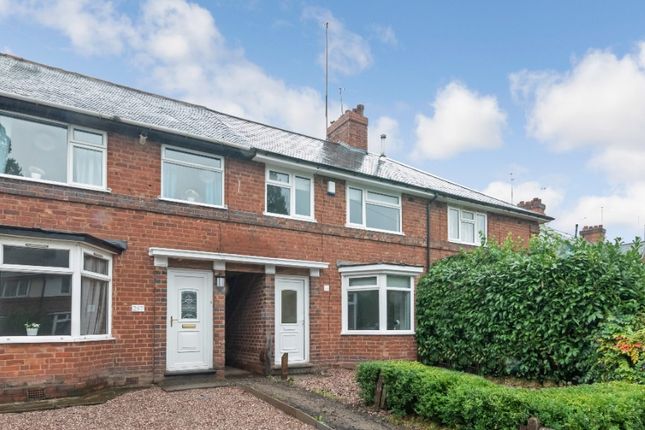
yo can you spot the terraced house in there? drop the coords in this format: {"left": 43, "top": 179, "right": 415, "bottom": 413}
{"left": 0, "top": 54, "right": 552, "bottom": 402}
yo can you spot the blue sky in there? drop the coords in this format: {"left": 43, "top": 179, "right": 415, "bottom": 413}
{"left": 1, "top": 0, "right": 644, "bottom": 241}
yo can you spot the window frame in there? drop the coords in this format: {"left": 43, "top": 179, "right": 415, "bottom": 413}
{"left": 447, "top": 206, "right": 488, "bottom": 246}
{"left": 346, "top": 185, "right": 402, "bottom": 234}
{"left": 264, "top": 167, "right": 315, "bottom": 222}
{"left": 0, "top": 111, "right": 108, "bottom": 191}
{"left": 340, "top": 267, "right": 419, "bottom": 335}
{"left": 0, "top": 236, "right": 114, "bottom": 344}
{"left": 160, "top": 144, "right": 226, "bottom": 209}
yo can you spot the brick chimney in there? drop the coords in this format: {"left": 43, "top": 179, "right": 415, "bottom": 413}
{"left": 326, "top": 104, "right": 368, "bottom": 151}
{"left": 517, "top": 197, "right": 546, "bottom": 215}
{"left": 580, "top": 225, "right": 606, "bottom": 243}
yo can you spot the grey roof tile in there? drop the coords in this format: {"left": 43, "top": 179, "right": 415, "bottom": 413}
{"left": 0, "top": 54, "right": 551, "bottom": 220}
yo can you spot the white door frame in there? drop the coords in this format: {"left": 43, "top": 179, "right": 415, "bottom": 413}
{"left": 166, "top": 268, "right": 213, "bottom": 372}
{"left": 274, "top": 275, "right": 309, "bottom": 365}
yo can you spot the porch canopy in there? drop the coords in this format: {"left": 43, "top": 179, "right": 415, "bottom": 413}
{"left": 149, "top": 248, "right": 329, "bottom": 277}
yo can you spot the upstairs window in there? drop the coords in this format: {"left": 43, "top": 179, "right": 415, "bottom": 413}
{"left": 265, "top": 168, "right": 314, "bottom": 220}
{"left": 0, "top": 238, "right": 113, "bottom": 342}
{"left": 0, "top": 113, "right": 107, "bottom": 189}
{"left": 448, "top": 206, "right": 487, "bottom": 245}
{"left": 347, "top": 186, "right": 401, "bottom": 233}
{"left": 161, "top": 146, "right": 224, "bottom": 207}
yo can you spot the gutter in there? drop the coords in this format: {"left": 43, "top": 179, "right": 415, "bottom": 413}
{"left": 0, "top": 91, "right": 252, "bottom": 151}
{"left": 253, "top": 152, "right": 437, "bottom": 199}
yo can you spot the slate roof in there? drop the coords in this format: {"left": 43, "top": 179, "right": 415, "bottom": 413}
{"left": 0, "top": 54, "right": 551, "bottom": 221}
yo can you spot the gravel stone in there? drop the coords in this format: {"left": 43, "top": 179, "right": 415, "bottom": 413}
{"left": 0, "top": 386, "right": 312, "bottom": 430}
{"left": 292, "top": 368, "right": 362, "bottom": 406}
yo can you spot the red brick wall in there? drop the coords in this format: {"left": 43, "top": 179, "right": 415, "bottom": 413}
{"left": 0, "top": 128, "right": 540, "bottom": 400}
{"left": 225, "top": 272, "right": 272, "bottom": 373}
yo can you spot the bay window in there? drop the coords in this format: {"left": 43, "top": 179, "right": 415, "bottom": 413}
{"left": 347, "top": 186, "right": 401, "bottom": 233}
{"left": 161, "top": 146, "right": 224, "bottom": 207}
{"left": 448, "top": 206, "right": 487, "bottom": 245}
{"left": 340, "top": 265, "right": 422, "bottom": 334}
{"left": 0, "top": 113, "right": 107, "bottom": 189}
{"left": 0, "top": 238, "right": 113, "bottom": 342}
{"left": 265, "top": 168, "right": 314, "bottom": 220}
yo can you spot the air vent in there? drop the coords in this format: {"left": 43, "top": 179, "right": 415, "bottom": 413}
{"left": 26, "top": 387, "right": 46, "bottom": 401}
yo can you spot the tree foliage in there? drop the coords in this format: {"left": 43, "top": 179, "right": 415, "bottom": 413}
{"left": 416, "top": 233, "right": 645, "bottom": 383}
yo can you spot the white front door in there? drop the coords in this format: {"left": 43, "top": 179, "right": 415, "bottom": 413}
{"left": 166, "top": 269, "right": 213, "bottom": 372}
{"left": 275, "top": 276, "right": 308, "bottom": 364}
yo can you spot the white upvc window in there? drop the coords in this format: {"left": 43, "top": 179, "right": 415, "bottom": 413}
{"left": 0, "top": 237, "right": 113, "bottom": 343}
{"left": 0, "top": 112, "right": 107, "bottom": 190}
{"left": 340, "top": 265, "right": 421, "bottom": 335}
{"left": 161, "top": 145, "right": 225, "bottom": 208}
{"left": 347, "top": 185, "right": 402, "bottom": 234}
{"left": 448, "top": 206, "right": 487, "bottom": 245}
{"left": 265, "top": 167, "right": 314, "bottom": 221}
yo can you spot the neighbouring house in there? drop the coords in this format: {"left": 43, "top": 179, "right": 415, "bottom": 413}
{"left": 0, "top": 54, "right": 553, "bottom": 403}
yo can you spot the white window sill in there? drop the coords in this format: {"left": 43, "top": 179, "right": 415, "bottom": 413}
{"left": 0, "top": 173, "right": 110, "bottom": 193}
{"left": 263, "top": 211, "right": 317, "bottom": 223}
{"left": 447, "top": 238, "right": 482, "bottom": 246}
{"left": 158, "top": 197, "right": 227, "bottom": 210}
{"left": 341, "top": 330, "right": 415, "bottom": 336}
{"left": 0, "top": 335, "right": 115, "bottom": 344}
{"left": 344, "top": 224, "right": 405, "bottom": 236}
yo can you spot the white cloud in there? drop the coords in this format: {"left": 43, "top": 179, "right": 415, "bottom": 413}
{"left": 372, "top": 24, "right": 397, "bottom": 46}
{"left": 368, "top": 116, "right": 400, "bottom": 155}
{"left": 483, "top": 180, "right": 565, "bottom": 214}
{"left": 302, "top": 6, "right": 372, "bottom": 76}
{"left": 511, "top": 43, "right": 645, "bottom": 182}
{"left": 3, "top": 0, "right": 329, "bottom": 137}
{"left": 12, "top": 0, "right": 137, "bottom": 55}
{"left": 511, "top": 43, "right": 645, "bottom": 239}
{"left": 553, "top": 183, "right": 645, "bottom": 238}
{"left": 414, "top": 82, "right": 507, "bottom": 159}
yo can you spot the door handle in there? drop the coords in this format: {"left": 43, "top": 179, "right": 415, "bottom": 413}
{"left": 170, "top": 316, "right": 177, "bottom": 327}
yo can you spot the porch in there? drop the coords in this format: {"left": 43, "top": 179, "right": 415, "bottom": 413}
{"left": 148, "top": 248, "right": 328, "bottom": 379}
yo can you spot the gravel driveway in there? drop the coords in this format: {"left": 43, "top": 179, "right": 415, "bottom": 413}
{"left": 0, "top": 386, "right": 312, "bottom": 430}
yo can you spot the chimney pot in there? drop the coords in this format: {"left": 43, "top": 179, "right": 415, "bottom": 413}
{"left": 517, "top": 197, "right": 546, "bottom": 215}
{"left": 580, "top": 224, "right": 606, "bottom": 243}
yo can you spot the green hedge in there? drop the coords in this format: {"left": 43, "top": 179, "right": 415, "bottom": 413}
{"left": 416, "top": 234, "right": 645, "bottom": 383}
{"left": 357, "top": 361, "right": 645, "bottom": 430}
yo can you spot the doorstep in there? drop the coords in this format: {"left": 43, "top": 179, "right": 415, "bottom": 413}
{"left": 270, "top": 362, "right": 316, "bottom": 376}
{"left": 159, "top": 367, "right": 252, "bottom": 392}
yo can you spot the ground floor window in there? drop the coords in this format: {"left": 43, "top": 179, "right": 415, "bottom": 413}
{"left": 0, "top": 237, "right": 113, "bottom": 341}
{"left": 340, "top": 265, "right": 421, "bottom": 335}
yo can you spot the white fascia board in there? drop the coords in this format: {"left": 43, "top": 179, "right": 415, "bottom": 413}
{"left": 149, "top": 247, "right": 329, "bottom": 270}
{"left": 253, "top": 153, "right": 436, "bottom": 199}
{"left": 338, "top": 263, "right": 424, "bottom": 275}
{"left": 0, "top": 90, "right": 251, "bottom": 151}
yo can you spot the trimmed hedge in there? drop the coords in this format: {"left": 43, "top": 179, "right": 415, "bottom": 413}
{"left": 357, "top": 361, "right": 645, "bottom": 430}
{"left": 416, "top": 234, "right": 645, "bottom": 383}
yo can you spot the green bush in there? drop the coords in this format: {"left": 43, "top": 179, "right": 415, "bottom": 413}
{"left": 356, "top": 361, "right": 645, "bottom": 430}
{"left": 416, "top": 233, "right": 645, "bottom": 383}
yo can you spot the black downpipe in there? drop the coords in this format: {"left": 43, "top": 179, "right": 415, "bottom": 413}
{"left": 426, "top": 195, "right": 438, "bottom": 271}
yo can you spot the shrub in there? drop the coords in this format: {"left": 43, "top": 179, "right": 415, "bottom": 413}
{"left": 416, "top": 233, "right": 645, "bottom": 383}
{"left": 357, "top": 361, "right": 645, "bottom": 430}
